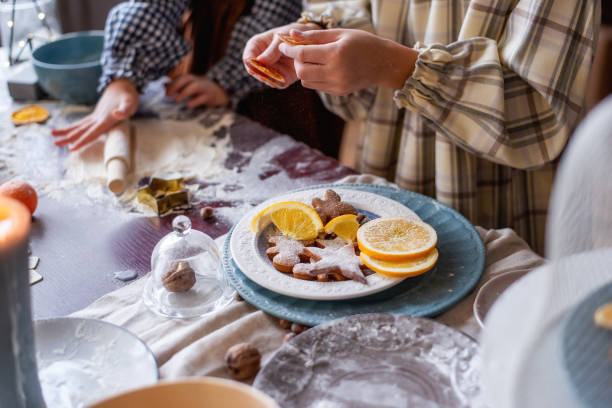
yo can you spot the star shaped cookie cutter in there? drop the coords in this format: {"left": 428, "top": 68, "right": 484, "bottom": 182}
{"left": 136, "top": 177, "right": 190, "bottom": 215}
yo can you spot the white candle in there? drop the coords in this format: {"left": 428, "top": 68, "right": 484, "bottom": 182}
{"left": 0, "top": 196, "right": 29, "bottom": 247}
{"left": 0, "top": 197, "right": 45, "bottom": 408}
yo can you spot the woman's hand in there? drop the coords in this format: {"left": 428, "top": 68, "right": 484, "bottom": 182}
{"left": 243, "top": 23, "right": 321, "bottom": 88}
{"left": 165, "top": 74, "right": 229, "bottom": 108}
{"left": 279, "top": 29, "right": 419, "bottom": 95}
{"left": 51, "top": 78, "right": 139, "bottom": 151}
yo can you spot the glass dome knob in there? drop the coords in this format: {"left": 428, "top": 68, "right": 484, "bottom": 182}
{"left": 173, "top": 215, "right": 191, "bottom": 236}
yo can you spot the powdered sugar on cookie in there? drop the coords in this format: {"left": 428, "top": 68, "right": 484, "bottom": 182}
{"left": 267, "top": 235, "right": 311, "bottom": 273}
{"left": 294, "top": 244, "right": 367, "bottom": 284}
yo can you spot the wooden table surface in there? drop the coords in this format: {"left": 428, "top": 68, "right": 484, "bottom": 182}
{"left": 0, "top": 86, "right": 356, "bottom": 318}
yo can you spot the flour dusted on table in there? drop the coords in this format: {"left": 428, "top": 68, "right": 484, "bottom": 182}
{"left": 191, "top": 135, "right": 309, "bottom": 225}
{"left": 63, "top": 108, "right": 233, "bottom": 186}
{"left": 0, "top": 103, "right": 235, "bottom": 214}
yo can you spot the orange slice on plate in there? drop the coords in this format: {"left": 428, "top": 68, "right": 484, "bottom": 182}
{"left": 11, "top": 105, "right": 49, "bottom": 125}
{"left": 246, "top": 58, "right": 285, "bottom": 83}
{"left": 360, "top": 249, "right": 438, "bottom": 278}
{"left": 324, "top": 214, "right": 359, "bottom": 243}
{"left": 251, "top": 201, "right": 323, "bottom": 240}
{"left": 277, "top": 33, "right": 316, "bottom": 46}
{"left": 357, "top": 216, "right": 437, "bottom": 261}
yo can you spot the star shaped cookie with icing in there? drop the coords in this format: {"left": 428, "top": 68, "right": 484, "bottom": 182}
{"left": 294, "top": 244, "right": 367, "bottom": 284}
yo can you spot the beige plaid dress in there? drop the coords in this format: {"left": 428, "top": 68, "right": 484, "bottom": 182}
{"left": 301, "top": 0, "right": 599, "bottom": 254}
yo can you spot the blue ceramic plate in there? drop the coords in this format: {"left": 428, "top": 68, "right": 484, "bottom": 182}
{"left": 561, "top": 281, "right": 612, "bottom": 408}
{"left": 223, "top": 183, "right": 485, "bottom": 326}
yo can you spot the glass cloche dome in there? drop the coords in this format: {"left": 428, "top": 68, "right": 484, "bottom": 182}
{"left": 143, "top": 215, "right": 233, "bottom": 318}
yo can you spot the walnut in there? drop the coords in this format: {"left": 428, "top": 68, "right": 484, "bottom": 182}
{"left": 225, "top": 343, "right": 261, "bottom": 380}
{"left": 279, "top": 319, "right": 291, "bottom": 329}
{"left": 161, "top": 260, "right": 196, "bottom": 292}
{"left": 290, "top": 323, "right": 309, "bottom": 334}
{"left": 200, "top": 206, "right": 214, "bottom": 219}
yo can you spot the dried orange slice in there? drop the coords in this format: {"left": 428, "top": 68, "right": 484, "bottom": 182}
{"left": 245, "top": 64, "right": 277, "bottom": 87}
{"left": 324, "top": 214, "right": 359, "bottom": 243}
{"left": 251, "top": 201, "right": 323, "bottom": 240}
{"left": 594, "top": 302, "right": 612, "bottom": 330}
{"left": 360, "top": 249, "right": 438, "bottom": 278}
{"left": 246, "top": 58, "right": 285, "bottom": 83}
{"left": 11, "top": 105, "right": 49, "bottom": 125}
{"left": 357, "top": 216, "right": 437, "bottom": 261}
{"left": 277, "top": 33, "right": 316, "bottom": 46}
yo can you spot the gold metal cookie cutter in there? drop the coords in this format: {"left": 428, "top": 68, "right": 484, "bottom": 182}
{"left": 137, "top": 177, "right": 190, "bottom": 215}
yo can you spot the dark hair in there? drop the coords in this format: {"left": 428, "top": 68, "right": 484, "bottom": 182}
{"left": 187, "top": 0, "right": 254, "bottom": 74}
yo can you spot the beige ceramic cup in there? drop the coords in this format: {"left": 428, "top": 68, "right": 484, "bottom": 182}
{"left": 89, "top": 377, "right": 279, "bottom": 408}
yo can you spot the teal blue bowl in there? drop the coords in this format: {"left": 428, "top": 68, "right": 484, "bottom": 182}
{"left": 32, "top": 31, "right": 104, "bottom": 105}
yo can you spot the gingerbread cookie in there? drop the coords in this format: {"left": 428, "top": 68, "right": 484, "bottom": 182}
{"left": 267, "top": 235, "right": 311, "bottom": 273}
{"left": 293, "top": 244, "right": 366, "bottom": 283}
{"left": 356, "top": 213, "right": 368, "bottom": 224}
{"left": 312, "top": 190, "right": 358, "bottom": 224}
{"left": 315, "top": 271, "right": 347, "bottom": 282}
{"left": 315, "top": 234, "right": 359, "bottom": 255}
{"left": 316, "top": 236, "right": 356, "bottom": 251}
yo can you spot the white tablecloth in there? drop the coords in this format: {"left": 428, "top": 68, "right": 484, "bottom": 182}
{"left": 72, "top": 175, "right": 544, "bottom": 381}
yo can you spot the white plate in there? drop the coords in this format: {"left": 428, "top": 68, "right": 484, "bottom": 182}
{"left": 230, "top": 188, "right": 419, "bottom": 300}
{"left": 473, "top": 269, "right": 530, "bottom": 328}
{"left": 35, "top": 317, "right": 158, "bottom": 408}
{"left": 480, "top": 249, "right": 612, "bottom": 408}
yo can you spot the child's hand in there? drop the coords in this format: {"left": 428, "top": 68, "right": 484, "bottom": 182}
{"left": 51, "top": 78, "right": 139, "bottom": 151}
{"left": 165, "top": 75, "right": 229, "bottom": 108}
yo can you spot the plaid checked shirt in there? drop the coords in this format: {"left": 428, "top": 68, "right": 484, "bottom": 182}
{"left": 99, "top": 0, "right": 302, "bottom": 104}
{"left": 303, "top": 0, "right": 599, "bottom": 254}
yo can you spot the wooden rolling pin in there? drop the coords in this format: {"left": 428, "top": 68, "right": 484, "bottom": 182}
{"left": 103, "top": 121, "right": 132, "bottom": 195}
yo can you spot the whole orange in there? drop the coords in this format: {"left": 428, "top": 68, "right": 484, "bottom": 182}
{"left": 0, "top": 180, "right": 38, "bottom": 215}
